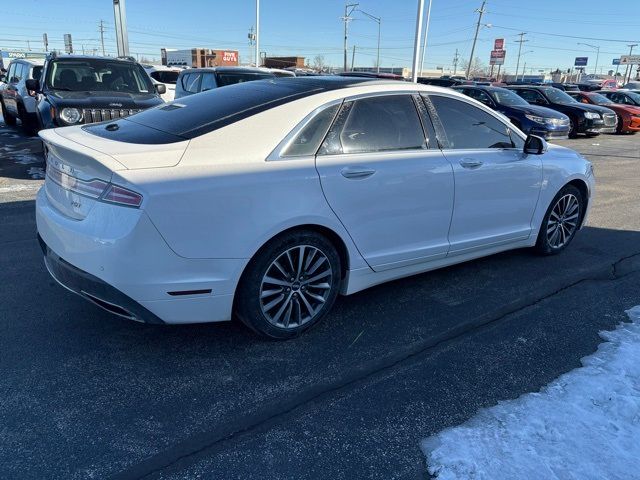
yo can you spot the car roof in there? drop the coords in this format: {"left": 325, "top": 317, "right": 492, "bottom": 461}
{"left": 180, "top": 66, "right": 274, "bottom": 74}
{"left": 50, "top": 55, "right": 138, "bottom": 64}
{"left": 10, "top": 58, "right": 44, "bottom": 66}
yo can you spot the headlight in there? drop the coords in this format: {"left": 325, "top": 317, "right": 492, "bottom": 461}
{"left": 59, "top": 108, "right": 83, "bottom": 124}
{"left": 584, "top": 112, "right": 600, "bottom": 119}
{"left": 525, "top": 114, "right": 546, "bottom": 124}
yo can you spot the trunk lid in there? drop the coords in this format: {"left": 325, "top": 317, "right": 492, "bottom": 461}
{"left": 40, "top": 126, "right": 188, "bottom": 220}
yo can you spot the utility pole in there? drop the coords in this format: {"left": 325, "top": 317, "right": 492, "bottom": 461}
{"left": 514, "top": 32, "right": 528, "bottom": 80}
{"left": 27, "top": 40, "right": 31, "bottom": 51}
{"left": 248, "top": 26, "right": 255, "bottom": 66}
{"left": 411, "top": 0, "right": 425, "bottom": 82}
{"left": 452, "top": 48, "right": 459, "bottom": 75}
{"left": 255, "top": 0, "right": 260, "bottom": 66}
{"left": 342, "top": 3, "right": 359, "bottom": 72}
{"left": 99, "top": 20, "right": 106, "bottom": 56}
{"left": 419, "top": 0, "right": 433, "bottom": 77}
{"left": 351, "top": 45, "right": 356, "bottom": 71}
{"left": 465, "top": 0, "right": 486, "bottom": 79}
{"left": 624, "top": 44, "right": 638, "bottom": 83}
{"left": 42, "top": 33, "right": 48, "bottom": 52}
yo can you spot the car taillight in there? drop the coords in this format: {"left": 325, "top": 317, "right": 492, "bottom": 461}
{"left": 46, "top": 165, "right": 143, "bottom": 208}
{"left": 100, "top": 184, "right": 143, "bottom": 208}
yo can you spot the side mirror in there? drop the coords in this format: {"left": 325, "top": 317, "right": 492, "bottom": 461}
{"left": 155, "top": 84, "right": 166, "bottom": 95}
{"left": 0, "top": 74, "right": 6, "bottom": 83}
{"left": 26, "top": 78, "right": 40, "bottom": 93}
{"left": 524, "top": 134, "right": 548, "bottom": 155}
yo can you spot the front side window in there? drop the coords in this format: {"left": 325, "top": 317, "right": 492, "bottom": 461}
{"left": 31, "top": 66, "right": 43, "bottom": 81}
{"left": 46, "top": 60, "right": 153, "bottom": 93}
{"left": 465, "top": 89, "right": 493, "bottom": 106}
{"left": 490, "top": 88, "right": 530, "bottom": 107}
{"left": 7, "top": 63, "right": 17, "bottom": 83}
{"left": 320, "top": 95, "right": 426, "bottom": 155}
{"left": 429, "top": 95, "right": 515, "bottom": 150}
{"left": 13, "top": 63, "right": 24, "bottom": 82}
{"left": 150, "top": 71, "right": 179, "bottom": 84}
{"left": 542, "top": 87, "right": 576, "bottom": 104}
{"left": 515, "top": 89, "right": 545, "bottom": 104}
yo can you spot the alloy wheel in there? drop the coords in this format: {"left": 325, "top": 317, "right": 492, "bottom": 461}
{"left": 259, "top": 245, "right": 333, "bottom": 329}
{"left": 546, "top": 193, "right": 580, "bottom": 249}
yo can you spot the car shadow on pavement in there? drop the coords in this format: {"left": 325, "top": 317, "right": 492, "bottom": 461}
{"left": 0, "top": 123, "right": 45, "bottom": 182}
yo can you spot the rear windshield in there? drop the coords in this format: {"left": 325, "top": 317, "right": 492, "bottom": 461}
{"left": 83, "top": 77, "right": 367, "bottom": 143}
{"left": 215, "top": 71, "right": 274, "bottom": 87}
{"left": 46, "top": 59, "right": 153, "bottom": 94}
{"left": 149, "top": 70, "right": 179, "bottom": 84}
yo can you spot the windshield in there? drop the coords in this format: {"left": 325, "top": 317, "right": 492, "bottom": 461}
{"left": 489, "top": 88, "right": 529, "bottom": 107}
{"left": 624, "top": 82, "right": 640, "bottom": 89}
{"left": 149, "top": 70, "right": 179, "bottom": 84}
{"left": 543, "top": 87, "right": 577, "bottom": 104}
{"left": 215, "top": 72, "right": 274, "bottom": 87}
{"left": 588, "top": 93, "right": 613, "bottom": 105}
{"left": 46, "top": 59, "right": 153, "bottom": 94}
{"left": 626, "top": 91, "right": 640, "bottom": 103}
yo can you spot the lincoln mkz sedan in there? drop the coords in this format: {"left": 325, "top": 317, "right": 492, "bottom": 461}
{"left": 36, "top": 77, "right": 594, "bottom": 339}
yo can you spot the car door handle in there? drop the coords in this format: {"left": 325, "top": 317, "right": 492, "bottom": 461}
{"left": 341, "top": 167, "right": 376, "bottom": 179}
{"left": 459, "top": 158, "right": 483, "bottom": 169}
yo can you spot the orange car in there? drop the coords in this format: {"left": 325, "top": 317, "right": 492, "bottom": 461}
{"left": 568, "top": 91, "right": 640, "bottom": 134}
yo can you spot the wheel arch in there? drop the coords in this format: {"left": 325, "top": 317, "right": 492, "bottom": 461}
{"left": 566, "top": 178, "right": 590, "bottom": 226}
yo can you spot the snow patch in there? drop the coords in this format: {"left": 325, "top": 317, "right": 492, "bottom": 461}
{"left": 422, "top": 306, "right": 640, "bottom": 480}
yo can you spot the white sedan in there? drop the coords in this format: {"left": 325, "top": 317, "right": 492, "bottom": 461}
{"left": 36, "top": 78, "right": 594, "bottom": 339}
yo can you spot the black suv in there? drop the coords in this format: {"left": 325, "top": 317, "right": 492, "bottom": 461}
{"left": 506, "top": 85, "right": 617, "bottom": 138}
{"left": 26, "top": 54, "right": 165, "bottom": 130}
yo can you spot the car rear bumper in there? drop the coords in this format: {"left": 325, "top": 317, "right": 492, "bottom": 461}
{"left": 36, "top": 186, "right": 244, "bottom": 324}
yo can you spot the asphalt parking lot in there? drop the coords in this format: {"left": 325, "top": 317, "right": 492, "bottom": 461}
{"left": 1, "top": 120, "right": 639, "bottom": 480}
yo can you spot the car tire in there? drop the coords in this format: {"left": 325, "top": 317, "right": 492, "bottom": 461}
{"left": 568, "top": 118, "right": 578, "bottom": 138}
{"left": 234, "top": 230, "right": 342, "bottom": 340}
{"left": 1, "top": 100, "right": 17, "bottom": 126}
{"left": 534, "top": 184, "right": 584, "bottom": 256}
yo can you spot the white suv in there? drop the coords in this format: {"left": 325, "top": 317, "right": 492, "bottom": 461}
{"left": 0, "top": 58, "right": 44, "bottom": 134}
{"left": 143, "top": 65, "right": 181, "bottom": 102}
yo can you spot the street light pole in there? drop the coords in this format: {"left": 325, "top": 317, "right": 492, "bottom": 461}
{"left": 411, "top": 0, "right": 425, "bottom": 82}
{"left": 625, "top": 44, "right": 638, "bottom": 83}
{"left": 358, "top": 9, "right": 381, "bottom": 73}
{"left": 578, "top": 43, "right": 600, "bottom": 75}
{"left": 419, "top": 0, "right": 433, "bottom": 77}
{"left": 255, "top": 0, "right": 260, "bottom": 66}
{"left": 466, "top": 0, "right": 486, "bottom": 79}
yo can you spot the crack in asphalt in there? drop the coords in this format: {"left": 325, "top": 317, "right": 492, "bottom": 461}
{"left": 108, "top": 251, "right": 640, "bottom": 480}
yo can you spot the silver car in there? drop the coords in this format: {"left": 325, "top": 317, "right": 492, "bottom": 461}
{"left": 0, "top": 58, "right": 44, "bottom": 134}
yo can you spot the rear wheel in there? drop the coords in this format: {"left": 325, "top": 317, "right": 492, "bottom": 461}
{"left": 535, "top": 185, "right": 584, "bottom": 255}
{"left": 1, "top": 100, "right": 17, "bottom": 126}
{"left": 234, "top": 231, "right": 342, "bottom": 339}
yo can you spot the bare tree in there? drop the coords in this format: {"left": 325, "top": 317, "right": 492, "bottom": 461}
{"left": 461, "top": 57, "right": 488, "bottom": 78}
{"left": 313, "top": 55, "right": 326, "bottom": 72}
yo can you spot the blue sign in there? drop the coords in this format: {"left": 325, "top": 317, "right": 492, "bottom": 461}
{"left": 574, "top": 57, "right": 588, "bottom": 67}
{"left": 613, "top": 58, "right": 620, "bottom": 65}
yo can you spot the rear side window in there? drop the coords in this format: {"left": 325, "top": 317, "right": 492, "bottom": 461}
{"left": 32, "top": 66, "right": 43, "bottom": 81}
{"left": 320, "top": 95, "right": 426, "bottom": 155}
{"left": 215, "top": 72, "right": 274, "bottom": 87}
{"left": 428, "top": 95, "right": 514, "bottom": 150}
{"left": 181, "top": 73, "right": 202, "bottom": 93}
{"left": 200, "top": 73, "right": 216, "bottom": 92}
{"left": 281, "top": 104, "right": 340, "bottom": 157}
{"left": 150, "top": 71, "right": 179, "bottom": 84}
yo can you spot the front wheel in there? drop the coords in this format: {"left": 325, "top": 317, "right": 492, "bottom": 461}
{"left": 1, "top": 100, "right": 17, "bottom": 126}
{"left": 534, "top": 185, "right": 584, "bottom": 255}
{"left": 234, "top": 231, "right": 342, "bottom": 339}
{"left": 568, "top": 118, "right": 578, "bottom": 139}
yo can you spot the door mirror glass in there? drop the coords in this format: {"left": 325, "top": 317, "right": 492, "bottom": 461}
{"left": 155, "top": 83, "right": 166, "bottom": 95}
{"left": 524, "top": 134, "right": 548, "bottom": 155}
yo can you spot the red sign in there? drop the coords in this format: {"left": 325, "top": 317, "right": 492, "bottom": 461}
{"left": 494, "top": 38, "right": 505, "bottom": 51}
{"left": 490, "top": 49, "right": 506, "bottom": 66}
{"left": 223, "top": 51, "right": 238, "bottom": 63}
